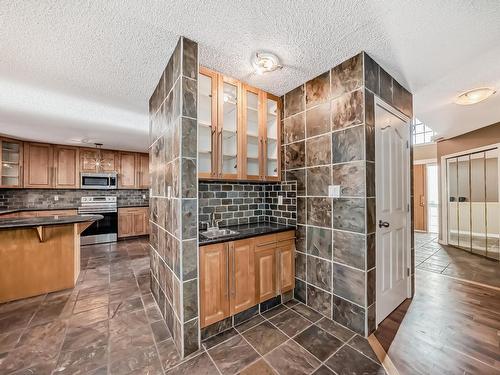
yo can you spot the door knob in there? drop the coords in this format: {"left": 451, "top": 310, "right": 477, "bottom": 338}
{"left": 378, "top": 220, "right": 390, "bottom": 228}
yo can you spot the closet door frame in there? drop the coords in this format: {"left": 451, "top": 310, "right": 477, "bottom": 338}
{"left": 440, "top": 143, "right": 500, "bottom": 248}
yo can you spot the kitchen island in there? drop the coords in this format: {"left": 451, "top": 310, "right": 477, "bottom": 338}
{"left": 0, "top": 214, "right": 102, "bottom": 303}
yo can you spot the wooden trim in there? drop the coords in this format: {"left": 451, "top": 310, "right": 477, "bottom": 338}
{"left": 199, "top": 67, "right": 219, "bottom": 179}
{"left": 262, "top": 92, "right": 281, "bottom": 182}
{"left": 217, "top": 74, "right": 240, "bottom": 180}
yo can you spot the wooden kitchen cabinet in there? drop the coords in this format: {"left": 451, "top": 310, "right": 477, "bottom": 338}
{"left": 229, "top": 239, "right": 255, "bottom": 315}
{"left": 198, "top": 66, "right": 281, "bottom": 182}
{"left": 118, "top": 152, "right": 136, "bottom": 189}
{"left": 200, "top": 242, "right": 230, "bottom": 328}
{"left": 136, "top": 153, "right": 149, "bottom": 189}
{"left": 118, "top": 207, "right": 148, "bottom": 238}
{"left": 54, "top": 146, "right": 79, "bottom": 188}
{"left": 0, "top": 138, "right": 23, "bottom": 188}
{"left": 200, "top": 238, "right": 255, "bottom": 327}
{"left": 80, "top": 148, "right": 117, "bottom": 173}
{"left": 277, "top": 239, "right": 295, "bottom": 293}
{"left": 200, "top": 231, "right": 294, "bottom": 328}
{"left": 23, "top": 142, "right": 53, "bottom": 188}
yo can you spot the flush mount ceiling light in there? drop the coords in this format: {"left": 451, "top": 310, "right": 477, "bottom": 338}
{"left": 455, "top": 87, "right": 496, "bottom": 105}
{"left": 252, "top": 52, "right": 283, "bottom": 75}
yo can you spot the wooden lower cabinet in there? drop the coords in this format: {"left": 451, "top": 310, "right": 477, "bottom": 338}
{"left": 200, "top": 242, "right": 230, "bottom": 328}
{"left": 229, "top": 239, "right": 255, "bottom": 315}
{"left": 118, "top": 207, "right": 149, "bottom": 238}
{"left": 200, "top": 230, "right": 295, "bottom": 328}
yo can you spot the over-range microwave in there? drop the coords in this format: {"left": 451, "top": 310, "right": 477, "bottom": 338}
{"left": 81, "top": 172, "right": 117, "bottom": 189}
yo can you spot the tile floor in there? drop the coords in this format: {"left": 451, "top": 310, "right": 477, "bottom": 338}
{"left": 415, "top": 232, "right": 500, "bottom": 288}
{"left": 0, "top": 238, "right": 385, "bottom": 375}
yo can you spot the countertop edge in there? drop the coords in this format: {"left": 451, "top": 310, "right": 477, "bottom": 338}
{"left": 0, "top": 214, "right": 104, "bottom": 230}
{"left": 199, "top": 224, "right": 296, "bottom": 246}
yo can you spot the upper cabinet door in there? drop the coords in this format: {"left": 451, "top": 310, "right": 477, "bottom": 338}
{"left": 242, "top": 85, "right": 263, "bottom": 181}
{"left": 80, "top": 149, "right": 117, "bottom": 173}
{"left": 218, "top": 75, "right": 240, "bottom": 180}
{"left": 118, "top": 152, "right": 136, "bottom": 188}
{"left": 198, "top": 67, "right": 218, "bottom": 179}
{"left": 54, "top": 146, "right": 79, "bottom": 188}
{"left": 136, "top": 153, "right": 149, "bottom": 189}
{"left": 23, "top": 142, "right": 53, "bottom": 188}
{"left": 263, "top": 94, "right": 281, "bottom": 181}
{"left": 0, "top": 138, "right": 23, "bottom": 188}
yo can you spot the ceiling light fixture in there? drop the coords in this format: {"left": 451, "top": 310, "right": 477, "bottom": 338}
{"left": 252, "top": 52, "right": 283, "bottom": 75}
{"left": 455, "top": 87, "right": 496, "bottom": 105}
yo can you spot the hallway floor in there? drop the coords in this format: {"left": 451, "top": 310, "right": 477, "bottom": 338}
{"left": 0, "top": 239, "right": 384, "bottom": 375}
{"left": 415, "top": 232, "right": 500, "bottom": 288}
{"left": 374, "top": 270, "right": 500, "bottom": 375}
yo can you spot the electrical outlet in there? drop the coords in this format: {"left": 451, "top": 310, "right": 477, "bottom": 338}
{"left": 54, "top": 195, "right": 59, "bottom": 201}
{"left": 277, "top": 195, "right": 283, "bottom": 205}
{"left": 142, "top": 194, "right": 146, "bottom": 199}
{"left": 167, "top": 186, "right": 172, "bottom": 199}
{"left": 328, "top": 185, "right": 341, "bottom": 198}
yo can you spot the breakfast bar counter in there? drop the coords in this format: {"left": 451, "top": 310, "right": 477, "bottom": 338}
{"left": 0, "top": 214, "right": 102, "bottom": 303}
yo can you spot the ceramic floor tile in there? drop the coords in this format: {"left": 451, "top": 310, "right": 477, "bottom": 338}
{"left": 265, "top": 340, "right": 320, "bottom": 375}
{"left": 202, "top": 328, "right": 239, "bottom": 349}
{"left": 290, "top": 303, "right": 323, "bottom": 323}
{"left": 234, "top": 315, "right": 265, "bottom": 333}
{"left": 293, "top": 325, "right": 343, "bottom": 361}
{"left": 242, "top": 321, "right": 288, "bottom": 355}
{"left": 315, "top": 318, "right": 356, "bottom": 342}
{"left": 325, "top": 345, "right": 385, "bottom": 375}
{"left": 269, "top": 309, "right": 312, "bottom": 337}
{"left": 238, "top": 359, "right": 277, "bottom": 375}
{"left": 208, "top": 334, "right": 260, "bottom": 375}
{"left": 165, "top": 352, "right": 219, "bottom": 375}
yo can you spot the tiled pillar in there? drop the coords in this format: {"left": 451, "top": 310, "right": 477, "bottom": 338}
{"left": 148, "top": 36, "right": 199, "bottom": 357}
{"left": 282, "top": 52, "right": 413, "bottom": 336}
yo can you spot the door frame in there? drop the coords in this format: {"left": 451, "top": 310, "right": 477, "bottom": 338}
{"left": 374, "top": 97, "right": 412, "bottom": 327}
{"left": 439, "top": 143, "right": 500, "bottom": 246}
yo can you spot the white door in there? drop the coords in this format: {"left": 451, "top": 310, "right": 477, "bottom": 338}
{"left": 375, "top": 101, "right": 411, "bottom": 325}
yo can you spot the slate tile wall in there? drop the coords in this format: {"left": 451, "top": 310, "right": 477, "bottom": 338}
{"left": 148, "top": 36, "right": 199, "bottom": 357}
{"left": 282, "top": 52, "right": 413, "bottom": 336}
{"left": 0, "top": 189, "right": 148, "bottom": 210}
{"left": 198, "top": 181, "right": 296, "bottom": 228}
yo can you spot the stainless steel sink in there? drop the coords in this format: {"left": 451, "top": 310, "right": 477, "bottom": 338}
{"left": 200, "top": 228, "right": 239, "bottom": 239}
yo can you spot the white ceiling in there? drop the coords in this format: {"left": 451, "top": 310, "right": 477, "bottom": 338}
{"left": 1, "top": 0, "right": 500, "bottom": 151}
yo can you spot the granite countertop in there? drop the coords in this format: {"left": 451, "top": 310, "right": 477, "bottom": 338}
{"left": 0, "top": 214, "right": 103, "bottom": 229}
{"left": 117, "top": 205, "right": 149, "bottom": 208}
{"left": 199, "top": 222, "right": 296, "bottom": 245}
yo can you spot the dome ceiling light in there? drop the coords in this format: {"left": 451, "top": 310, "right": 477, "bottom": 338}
{"left": 455, "top": 87, "right": 496, "bottom": 105}
{"left": 252, "top": 52, "right": 283, "bottom": 75}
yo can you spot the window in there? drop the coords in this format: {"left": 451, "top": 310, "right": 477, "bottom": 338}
{"left": 412, "top": 120, "right": 435, "bottom": 145}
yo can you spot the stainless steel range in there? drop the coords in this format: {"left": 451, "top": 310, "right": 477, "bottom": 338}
{"left": 78, "top": 196, "right": 117, "bottom": 245}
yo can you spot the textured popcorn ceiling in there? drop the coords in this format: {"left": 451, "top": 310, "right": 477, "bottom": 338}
{"left": 1, "top": 0, "right": 500, "bottom": 150}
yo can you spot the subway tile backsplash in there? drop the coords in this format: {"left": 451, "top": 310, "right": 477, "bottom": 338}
{"left": 198, "top": 181, "right": 297, "bottom": 228}
{"left": 0, "top": 189, "right": 149, "bottom": 210}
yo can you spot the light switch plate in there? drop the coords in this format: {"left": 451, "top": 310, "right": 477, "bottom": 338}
{"left": 329, "top": 185, "right": 341, "bottom": 198}
{"left": 167, "top": 186, "right": 172, "bottom": 199}
{"left": 277, "top": 195, "right": 283, "bottom": 205}
{"left": 54, "top": 195, "right": 59, "bottom": 201}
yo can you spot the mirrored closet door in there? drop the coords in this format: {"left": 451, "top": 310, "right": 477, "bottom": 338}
{"left": 446, "top": 147, "right": 499, "bottom": 260}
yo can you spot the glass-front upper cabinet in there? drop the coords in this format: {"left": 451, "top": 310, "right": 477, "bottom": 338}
{"left": 0, "top": 138, "right": 22, "bottom": 188}
{"left": 263, "top": 94, "right": 280, "bottom": 181}
{"left": 218, "top": 76, "right": 240, "bottom": 179}
{"left": 198, "top": 67, "right": 218, "bottom": 178}
{"left": 242, "top": 85, "right": 262, "bottom": 180}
